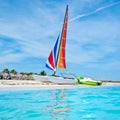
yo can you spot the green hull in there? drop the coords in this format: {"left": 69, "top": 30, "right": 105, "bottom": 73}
{"left": 77, "top": 77, "right": 102, "bottom": 86}
{"left": 78, "top": 81, "right": 102, "bottom": 86}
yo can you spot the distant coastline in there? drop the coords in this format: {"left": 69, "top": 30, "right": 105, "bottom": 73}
{"left": 101, "top": 80, "right": 120, "bottom": 83}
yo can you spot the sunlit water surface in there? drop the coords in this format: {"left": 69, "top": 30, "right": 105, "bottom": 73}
{"left": 0, "top": 86, "right": 120, "bottom": 120}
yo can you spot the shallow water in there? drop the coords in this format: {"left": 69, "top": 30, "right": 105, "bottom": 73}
{"left": 0, "top": 86, "right": 120, "bottom": 120}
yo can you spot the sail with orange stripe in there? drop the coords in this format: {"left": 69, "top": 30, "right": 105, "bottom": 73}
{"left": 46, "top": 5, "right": 68, "bottom": 72}
{"left": 57, "top": 5, "right": 68, "bottom": 69}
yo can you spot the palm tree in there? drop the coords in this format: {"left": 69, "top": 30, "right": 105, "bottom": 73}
{"left": 26, "top": 72, "right": 33, "bottom": 76}
{"left": 20, "top": 72, "right": 25, "bottom": 75}
{"left": 3, "top": 68, "right": 9, "bottom": 74}
{"left": 40, "top": 70, "right": 47, "bottom": 76}
{"left": 10, "top": 69, "right": 17, "bottom": 75}
{"left": 2, "top": 68, "right": 10, "bottom": 79}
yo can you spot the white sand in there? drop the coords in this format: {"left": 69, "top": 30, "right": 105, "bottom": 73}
{"left": 0, "top": 80, "right": 84, "bottom": 90}
{"left": 0, "top": 80, "right": 120, "bottom": 90}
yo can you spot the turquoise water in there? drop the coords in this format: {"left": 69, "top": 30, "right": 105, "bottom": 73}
{"left": 0, "top": 86, "right": 120, "bottom": 120}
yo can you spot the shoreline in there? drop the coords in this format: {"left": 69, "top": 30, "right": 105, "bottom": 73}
{"left": 0, "top": 80, "right": 120, "bottom": 90}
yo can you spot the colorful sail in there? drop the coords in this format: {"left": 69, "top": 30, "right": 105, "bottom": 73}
{"left": 57, "top": 5, "right": 68, "bottom": 69}
{"left": 46, "top": 35, "right": 60, "bottom": 71}
{"left": 46, "top": 5, "right": 68, "bottom": 72}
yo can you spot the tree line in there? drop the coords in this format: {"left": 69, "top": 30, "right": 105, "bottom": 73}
{"left": 0, "top": 68, "right": 47, "bottom": 76}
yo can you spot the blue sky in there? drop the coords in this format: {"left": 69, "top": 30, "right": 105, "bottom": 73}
{"left": 0, "top": 0, "right": 120, "bottom": 80}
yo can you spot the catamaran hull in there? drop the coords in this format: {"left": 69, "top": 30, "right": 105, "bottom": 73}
{"left": 47, "top": 76, "right": 77, "bottom": 84}
{"left": 33, "top": 75, "right": 77, "bottom": 84}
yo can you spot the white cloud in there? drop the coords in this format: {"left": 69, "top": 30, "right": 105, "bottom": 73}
{"left": 66, "top": 16, "right": 120, "bottom": 66}
{"left": 0, "top": 53, "right": 26, "bottom": 63}
{"left": 0, "top": 1, "right": 65, "bottom": 64}
{"left": 69, "top": 1, "right": 120, "bottom": 22}
{"left": 0, "top": 0, "right": 120, "bottom": 77}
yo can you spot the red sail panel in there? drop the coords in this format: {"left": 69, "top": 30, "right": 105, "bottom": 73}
{"left": 48, "top": 51, "right": 55, "bottom": 70}
{"left": 57, "top": 5, "right": 68, "bottom": 69}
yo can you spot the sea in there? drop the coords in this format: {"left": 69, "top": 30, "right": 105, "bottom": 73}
{"left": 0, "top": 86, "right": 120, "bottom": 120}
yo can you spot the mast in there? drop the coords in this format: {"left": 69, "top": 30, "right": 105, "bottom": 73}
{"left": 46, "top": 5, "right": 68, "bottom": 76}
{"left": 56, "top": 5, "right": 68, "bottom": 70}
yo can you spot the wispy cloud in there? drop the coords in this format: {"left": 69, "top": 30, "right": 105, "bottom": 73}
{"left": 69, "top": 1, "right": 120, "bottom": 22}
{"left": 0, "top": 1, "right": 63, "bottom": 64}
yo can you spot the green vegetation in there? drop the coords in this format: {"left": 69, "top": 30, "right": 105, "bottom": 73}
{"left": 10, "top": 69, "right": 17, "bottom": 75}
{"left": 0, "top": 68, "right": 47, "bottom": 76}
{"left": 40, "top": 70, "right": 47, "bottom": 76}
{"left": 26, "top": 72, "right": 34, "bottom": 76}
{"left": 20, "top": 72, "right": 25, "bottom": 75}
{"left": 3, "top": 68, "right": 9, "bottom": 74}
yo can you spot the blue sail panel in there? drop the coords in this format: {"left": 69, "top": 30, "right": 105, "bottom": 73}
{"left": 46, "top": 63, "right": 55, "bottom": 71}
{"left": 53, "top": 34, "right": 60, "bottom": 66}
{"left": 46, "top": 34, "right": 60, "bottom": 72}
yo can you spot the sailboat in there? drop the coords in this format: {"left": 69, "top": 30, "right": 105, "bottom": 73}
{"left": 33, "top": 5, "right": 76, "bottom": 84}
{"left": 45, "top": 5, "right": 77, "bottom": 84}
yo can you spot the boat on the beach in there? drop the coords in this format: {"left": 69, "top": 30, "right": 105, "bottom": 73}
{"left": 45, "top": 5, "right": 77, "bottom": 84}
{"left": 33, "top": 5, "right": 76, "bottom": 84}
{"left": 77, "top": 76, "right": 102, "bottom": 86}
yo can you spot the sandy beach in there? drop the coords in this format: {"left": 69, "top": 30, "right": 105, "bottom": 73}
{"left": 0, "top": 80, "right": 120, "bottom": 90}
{"left": 0, "top": 80, "right": 90, "bottom": 90}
